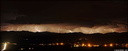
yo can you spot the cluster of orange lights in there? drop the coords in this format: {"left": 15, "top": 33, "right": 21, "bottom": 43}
{"left": 45, "top": 43, "right": 128, "bottom": 48}
{"left": 54, "top": 43, "right": 64, "bottom": 45}
{"left": 74, "top": 43, "right": 96, "bottom": 47}
{"left": 103, "top": 43, "right": 114, "bottom": 47}
{"left": 39, "top": 43, "right": 64, "bottom": 46}
{"left": 73, "top": 43, "right": 128, "bottom": 47}
{"left": 2, "top": 42, "right": 128, "bottom": 49}
{"left": 48, "top": 43, "right": 64, "bottom": 45}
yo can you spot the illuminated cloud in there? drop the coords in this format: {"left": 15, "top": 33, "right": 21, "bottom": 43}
{"left": 1, "top": 1, "right": 127, "bottom": 34}
{"left": 1, "top": 24, "right": 127, "bottom": 34}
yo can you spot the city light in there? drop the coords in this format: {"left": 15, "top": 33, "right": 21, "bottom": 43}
{"left": 115, "top": 43, "right": 119, "bottom": 46}
{"left": 56, "top": 43, "right": 59, "bottom": 45}
{"left": 60, "top": 43, "right": 64, "bottom": 45}
{"left": 104, "top": 44, "right": 107, "bottom": 47}
{"left": 29, "top": 48, "right": 34, "bottom": 50}
{"left": 125, "top": 43, "right": 128, "bottom": 48}
{"left": 109, "top": 43, "right": 113, "bottom": 47}
{"left": 87, "top": 43, "right": 92, "bottom": 47}
{"left": 20, "top": 48, "right": 24, "bottom": 50}
{"left": 93, "top": 45, "right": 99, "bottom": 47}
{"left": 52, "top": 43, "right": 55, "bottom": 45}
{"left": 39, "top": 44, "right": 44, "bottom": 45}
{"left": 48, "top": 44, "right": 52, "bottom": 45}
{"left": 82, "top": 43, "right": 86, "bottom": 47}
{"left": 74, "top": 44, "right": 80, "bottom": 47}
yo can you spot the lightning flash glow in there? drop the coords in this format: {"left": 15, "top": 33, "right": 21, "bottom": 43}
{"left": 2, "top": 42, "right": 7, "bottom": 51}
{"left": 1, "top": 24, "right": 127, "bottom": 34}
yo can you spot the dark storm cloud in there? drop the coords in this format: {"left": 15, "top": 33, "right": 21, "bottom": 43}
{"left": 1, "top": 1, "right": 127, "bottom": 33}
{"left": 1, "top": 1, "right": 127, "bottom": 26}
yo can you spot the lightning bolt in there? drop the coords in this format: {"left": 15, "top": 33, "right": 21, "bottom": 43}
{"left": 68, "top": 30, "right": 73, "bottom": 33}
{"left": 34, "top": 26, "right": 41, "bottom": 32}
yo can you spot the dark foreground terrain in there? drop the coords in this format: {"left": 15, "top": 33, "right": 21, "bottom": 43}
{"left": 1, "top": 31, "right": 128, "bottom": 51}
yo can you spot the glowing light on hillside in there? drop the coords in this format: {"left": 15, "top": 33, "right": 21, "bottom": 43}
{"left": 110, "top": 43, "right": 113, "bottom": 47}
{"left": 60, "top": 43, "right": 64, "bottom": 45}
{"left": 93, "top": 45, "right": 99, "bottom": 47}
{"left": 126, "top": 43, "right": 128, "bottom": 48}
{"left": 74, "top": 44, "right": 79, "bottom": 47}
{"left": 87, "top": 43, "right": 92, "bottom": 47}
{"left": 20, "top": 48, "right": 24, "bottom": 50}
{"left": 82, "top": 43, "right": 86, "bottom": 47}
{"left": 56, "top": 43, "right": 59, "bottom": 45}
{"left": 104, "top": 44, "right": 107, "bottom": 47}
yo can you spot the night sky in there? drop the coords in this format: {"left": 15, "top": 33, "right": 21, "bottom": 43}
{"left": 1, "top": 1, "right": 128, "bottom": 33}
